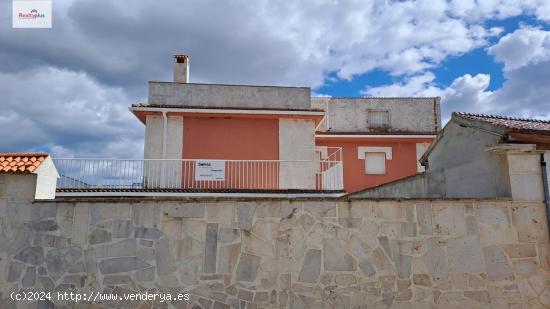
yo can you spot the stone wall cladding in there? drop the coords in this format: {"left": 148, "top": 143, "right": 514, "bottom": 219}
{"left": 1, "top": 198, "right": 549, "bottom": 308}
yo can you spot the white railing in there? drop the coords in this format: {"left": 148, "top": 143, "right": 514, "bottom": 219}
{"left": 53, "top": 149, "right": 343, "bottom": 191}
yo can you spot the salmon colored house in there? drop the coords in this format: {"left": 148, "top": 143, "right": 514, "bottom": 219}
{"left": 55, "top": 55, "right": 440, "bottom": 197}
{"left": 313, "top": 97, "right": 440, "bottom": 193}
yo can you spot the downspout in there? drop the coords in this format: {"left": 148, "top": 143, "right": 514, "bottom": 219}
{"left": 541, "top": 153, "right": 550, "bottom": 238}
{"left": 161, "top": 111, "right": 168, "bottom": 187}
{"left": 162, "top": 111, "right": 168, "bottom": 160}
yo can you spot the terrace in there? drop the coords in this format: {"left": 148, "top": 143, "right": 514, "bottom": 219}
{"left": 53, "top": 147, "right": 344, "bottom": 197}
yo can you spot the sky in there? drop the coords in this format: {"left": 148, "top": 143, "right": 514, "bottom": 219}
{"left": 2, "top": 0, "right": 550, "bottom": 158}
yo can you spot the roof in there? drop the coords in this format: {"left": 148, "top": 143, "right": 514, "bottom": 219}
{"left": 311, "top": 96, "right": 440, "bottom": 101}
{"left": 131, "top": 103, "right": 323, "bottom": 113}
{"left": 455, "top": 112, "right": 550, "bottom": 136}
{"left": 315, "top": 131, "right": 437, "bottom": 136}
{"left": 0, "top": 152, "right": 49, "bottom": 174}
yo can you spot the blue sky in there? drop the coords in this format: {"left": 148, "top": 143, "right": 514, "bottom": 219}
{"left": 318, "top": 15, "right": 549, "bottom": 97}
{"left": 2, "top": 0, "right": 550, "bottom": 157}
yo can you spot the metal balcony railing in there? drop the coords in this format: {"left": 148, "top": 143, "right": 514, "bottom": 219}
{"left": 53, "top": 148, "right": 343, "bottom": 192}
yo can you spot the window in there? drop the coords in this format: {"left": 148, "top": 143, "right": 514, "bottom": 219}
{"left": 365, "top": 152, "right": 386, "bottom": 174}
{"left": 368, "top": 110, "right": 390, "bottom": 129}
{"left": 416, "top": 143, "right": 431, "bottom": 172}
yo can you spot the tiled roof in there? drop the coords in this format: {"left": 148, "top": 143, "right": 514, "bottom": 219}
{"left": 315, "top": 131, "right": 437, "bottom": 135}
{"left": 455, "top": 112, "right": 550, "bottom": 135}
{"left": 131, "top": 103, "right": 324, "bottom": 113}
{"left": 0, "top": 152, "right": 49, "bottom": 174}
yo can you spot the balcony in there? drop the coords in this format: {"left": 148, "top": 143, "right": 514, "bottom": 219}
{"left": 53, "top": 148, "right": 344, "bottom": 196}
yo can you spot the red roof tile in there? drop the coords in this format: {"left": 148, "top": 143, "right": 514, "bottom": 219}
{"left": 0, "top": 152, "right": 49, "bottom": 174}
{"left": 455, "top": 112, "right": 550, "bottom": 135}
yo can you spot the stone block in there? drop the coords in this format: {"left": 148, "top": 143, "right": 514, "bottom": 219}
{"left": 463, "top": 290, "right": 490, "bottom": 303}
{"left": 483, "top": 245, "right": 514, "bottom": 281}
{"left": 89, "top": 228, "right": 112, "bottom": 245}
{"left": 511, "top": 202, "right": 548, "bottom": 242}
{"left": 72, "top": 203, "right": 89, "bottom": 245}
{"left": 513, "top": 259, "right": 537, "bottom": 277}
{"left": 423, "top": 246, "right": 448, "bottom": 281}
{"left": 394, "top": 254, "right": 412, "bottom": 279}
{"left": 217, "top": 243, "right": 241, "bottom": 273}
{"left": 244, "top": 233, "right": 274, "bottom": 257}
{"left": 134, "top": 227, "right": 163, "bottom": 239}
{"left": 182, "top": 220, "right": 207, "bottom": 240}
{"left": 7, "top": 261, "right": 25, "bottom": 282}
{"left": 236, "top": 253, "right": 261, "bottom": 282}
{"left": 218, "top": 228, "right": 240, "bottom": 243}
{"left": 103, "top": 274, "right": 132, "bottom": 285}
{"left": 95, "top": 239, "right": 136, "bottom": 258}
{"left": 28, "top": 220, "right": 58, "bottom": 232}
{"left": 256, "top": 201, "right": 282, "bottom": 218}
{"left": 137, "top": 246, "right": 155, "bottom": 261}
{"left": 298, "top": 249, "right": 321, "bottom": 283}
{"left": 90, "top": 204, "right": 131, "bottom": 225}
{"left": 371, "top": 248, "right": 394, "bottom": 276}
{"left": 447, "top": 235, "right": 483, "bottom": 272}
{"left": 416, "top": 203, "right": 433, "bottom": 235}
{"left": 237, "top": 202, "right": 256, "bottom": 230}
{"left": 98, "top": 257, "right": 150, "bottom": 274}
{"left": 480, "top": 225, "right": 517, "bottom": 245}
{"left": 477, "top": 203, "right": 509, "bottom": 225}
{"left": 14, "top": 246, "right": 44, "bottom": 265}
{"left": 112, "top": 220, "right": 132, "bottom": 238}
{"left": 204, "top": 223, "right": 218, "bottom": 273}
{"left": 432, "top": 202, "right": 466, "bottom": 236}
{"left": 33, "top": 233, "right": 68, "bottom": 248}
{"left": 206, "top": 202, "right": 235, "bottom": 220}
{"left": 413, "top": 274, "right": 431, "bottom": 287}
{"left": 164, "top": 203, "right": 205, "bottom": 218}
{"left": 136, "top": 266, "right": 155, "bottom": 282}
{"left": 298, "top": 213, "right": 315, "bottom": 233}
{"left": 133, "top": 204, "right": 161, "bottom": 227}
{"left": 373, "top": 201, "right": 404, "bottom": 220}
{"left": 156, "top": 239, "right": 174, "bottom": 274}
{"left": 303, "top": 201, "right": 336, "bottom": 218}
{"left": 68, "top": 261, "right": 85, "bottom": 273}
{"left": 323, "top": 238, "right": 357, "bottom": 271}
{"left": 503, "top": 244, "right": 537, "bottom": 258}
{"left": 358, "top": 259, "right": 376, "bottom": 277}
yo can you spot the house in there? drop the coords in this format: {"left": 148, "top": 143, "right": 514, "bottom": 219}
{"left": 53, "top": 55, "right": 440, "bottom": 196}
{"left": 0, "top": 152, "right": 58, "bottom": 199}
{"left": 313, "top": 96, "right": 440, "bottom": 192}
{"left": 352, "top": 112, "right": 550, "bottom": 201}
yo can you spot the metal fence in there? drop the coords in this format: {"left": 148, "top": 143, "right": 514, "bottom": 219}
{"left": 53, "top": 149, "right": 343, "bottom": 191}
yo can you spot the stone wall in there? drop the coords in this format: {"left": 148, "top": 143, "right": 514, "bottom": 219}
{"left": 1, "top": 196, "right": 550, "bottom": 308}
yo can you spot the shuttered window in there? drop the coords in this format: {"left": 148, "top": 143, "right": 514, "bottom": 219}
{"left": 368, "top": 110, "right": 390, "bottom": 129}
{"left": 365, "top": 152, "right": 386, "bottom": 174}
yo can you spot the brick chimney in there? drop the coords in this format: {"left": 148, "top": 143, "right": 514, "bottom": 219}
{"left": 173, "top": 54, "right": 190, "bottom": 83}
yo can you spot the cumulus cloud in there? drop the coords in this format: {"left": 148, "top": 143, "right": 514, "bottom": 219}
{"left": 0, "top": 68, "right": 144, "bottom": 157}
{"left": 1, "top": 0, "right": 549, "bottom": 155}
{"left": 488, "top": 27, "right": 550, "bottom": 70}
{"left": 365, "top": 27, "right": 550, "bottom": 121}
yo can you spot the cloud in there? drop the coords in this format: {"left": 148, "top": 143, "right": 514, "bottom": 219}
{"left": 488, "top": 26, "right": 550, "bottom": 70}
{"left": 364, "top": 27, "right": 550, "bottom": 121}
{"left": 0, "top": 68, "right": 144, "bottom": 157}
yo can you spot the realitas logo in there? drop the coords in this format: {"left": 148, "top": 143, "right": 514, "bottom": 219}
{"left": 18, "top": 9, "right": 45, "bottom": 19}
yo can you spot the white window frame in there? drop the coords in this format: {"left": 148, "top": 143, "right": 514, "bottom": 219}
{"left": 358, "top": 146, "right": 392, "bottom": 175}
{"left": 416, "top": 142, "right": 431, "bottom": 172}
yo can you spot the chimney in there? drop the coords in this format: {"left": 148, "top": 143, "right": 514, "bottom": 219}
{"left": 173, "top": 54, "right": 190, "bottom": 83}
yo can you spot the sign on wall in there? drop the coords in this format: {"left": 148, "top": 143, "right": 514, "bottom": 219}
{"left": 195, "top": 161, "right": 225, "bottom": 181}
